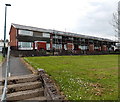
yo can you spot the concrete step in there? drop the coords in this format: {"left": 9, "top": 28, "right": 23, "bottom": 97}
{"left": 7, "top": 81, "right": 42, "bottom": 93}
{"left": 0, "top": 79, "right": 2, "bottom": 86}
{"left": 25, "top": 96, "right": 47, "bottom": 101}
{"left": 7, "top": 88, "right": 44, "bottom": 101}
{"left": 0, "top": 86, "right": 3, "bottom": 95}
{"left": 2, "top": 74, "right": 40, "bottom": 85}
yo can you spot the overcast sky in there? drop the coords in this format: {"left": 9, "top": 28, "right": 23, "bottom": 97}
{"left": 0, "top": 0, "right": 119, "bottom": 40}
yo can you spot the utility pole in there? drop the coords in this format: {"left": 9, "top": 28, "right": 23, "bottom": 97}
{"left": 3, "top": 4, "right": 11, "bottom": 57}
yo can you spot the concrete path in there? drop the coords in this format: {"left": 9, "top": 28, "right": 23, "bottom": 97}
{"left": 2, "top": 56, "right": 32, "bottom": 78}
{"left": 0, "top": 56, "right": 32, "bottom": 100}
{"left": 0, "top": 53, "right": 2, "bottom": 81}
{"left": 0, "top": 63, "right": 2, "bottom": 81}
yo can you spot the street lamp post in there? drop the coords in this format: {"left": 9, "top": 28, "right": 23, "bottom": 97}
{"left": 3, "top": 4, "right": 11, "bottom": 57}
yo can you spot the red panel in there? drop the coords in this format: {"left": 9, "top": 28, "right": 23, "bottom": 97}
{"left": 67, "top": 43, "right": 74, "bottom": 50}
{"left": 37, "top": 42, "right": 46, "bottom": 50}
{"left": 102, "top": 45, "right": 107, "bottom": 51}
{"left": 89, "top": 44, "right": 94, "bottom": 51}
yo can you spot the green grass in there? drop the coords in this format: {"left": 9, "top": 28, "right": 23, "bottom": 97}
{"left": 24, "top": 55, "right": 118, "bottom": 100}
{"left": 0, "top": 55, "right": 3, "bottom": 63}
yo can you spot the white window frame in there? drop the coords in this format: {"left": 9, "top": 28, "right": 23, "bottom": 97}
{"left": 18, "top": 42, "right": 33, "bottom": 50}
{"left": 18, "top": 30, "right": 33, "bottom": 36}
{"left": 46, "top": 43, "right": 50, "bottom": 50}
{"left": 43, "top": 33, "right": 50, "bottom": 38}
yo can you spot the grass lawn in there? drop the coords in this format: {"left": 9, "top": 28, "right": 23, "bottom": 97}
{"left": 0, "top": 54, "right": 3, "bottom": 63}
{"left": 24, "top": 55, "right": 118, "bottom": 100}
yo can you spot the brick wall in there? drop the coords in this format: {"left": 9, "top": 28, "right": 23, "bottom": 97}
{"left": 102, "top": 45, "right": 107, "bottom": 51}
{"left": 50, "top": 34, "right": 53, "bottom": 50}
{"left": 89, "top": 44, "right": 94, "bottom": 51}
{"left": 9, "top": 26, "right": 18, "bottom": 49}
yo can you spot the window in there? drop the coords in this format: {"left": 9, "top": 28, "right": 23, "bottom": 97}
{"left": 89, "top": 40, "right": 93, "bottom": 43}
{"left": 53, "top": 44, "right": 62, "bottom": 49}
{"left": 18, "top": 30, "right": 33, "bottom": 36}
{"left": 64, "top": 45, "right": 67, "bottom": 50}
{"left": 53, "top": 35, "right": 62, "bottom": 39}
{"left": 0, "top": 46, "right": 2, "bottom": 52}
{"left": 18, "top": 42, "right": 33, "bottom": 50}
{"left": 79, "top": 46, "right": 88, "bottom": 50}
{"left": 81, "top": 39, "right": 85, "bottom": 42}
{"left": 33, "top": 32, "right": 43, "bottom": 37}
{"left": 43, "top": 33, "right": 50, "bottom": 38}
{"left": 46, "top": 43, "right": 50, "bottom": 50}
{"left": 68, "top": 37, "right": 73, "bottom": 40}
{"left": 95, "top": 46, "right": 99, "bottom": 49}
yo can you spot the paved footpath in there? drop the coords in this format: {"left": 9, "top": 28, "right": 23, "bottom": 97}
{"left": 0, "top": 56, "right": 32, "bottom": 99}
{"left": 2, "top": 56, "right": 32, "bottom": 78}
{"left": 0, "top": 63, "right": 2, "bottom": 81}
{"left": 0, "top": 53, "right": 2, "bottom": 81}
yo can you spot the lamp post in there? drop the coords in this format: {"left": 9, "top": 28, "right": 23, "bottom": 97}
{"left": 3, "top": 4, "right": 11, "bottom": 57}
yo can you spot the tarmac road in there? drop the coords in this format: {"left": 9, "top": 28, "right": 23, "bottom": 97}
{"left": 2, "top": 56, "right": 32, "bottom": 77}
{"left": 0, "top": 55, "right": 32, "bottom": 100}
{"left": 0, "top": 53, "right": 3, "bottom": 81}
{"left": 0, "top": 63, "right": 2, "bottom": 81}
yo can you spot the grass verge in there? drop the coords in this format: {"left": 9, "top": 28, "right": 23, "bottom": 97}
{"left": 24, "top": 55, "right": 118, "bottom": 100}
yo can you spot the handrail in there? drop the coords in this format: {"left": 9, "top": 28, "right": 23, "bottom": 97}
{"left": 1, "top": 46, "right": 10, "bottom": 102}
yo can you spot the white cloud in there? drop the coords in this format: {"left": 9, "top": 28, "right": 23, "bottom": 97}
{"left": 0, "top": 0, "right": 119, "bottom": 40}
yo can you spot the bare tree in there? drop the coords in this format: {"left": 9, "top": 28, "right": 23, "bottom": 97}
{"left": 109, "top": 2, "right": 120, "bottom": 51}
{"left": 111, "top": 11, "right": 119, "bottom": 41}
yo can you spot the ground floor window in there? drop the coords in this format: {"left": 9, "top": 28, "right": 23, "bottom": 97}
{"left": 94, "top": 46, "right": 99, "bottom": 50}
{"left": 53, "top": 44, "right": 62, "bottom": 50}
{"left": 46, "top": 43, "right": 50, "bottom": 50}
{"left": 18, "top": 42, "right": 33, "bottom": 50}
{"left": 79, "top": 45, "right": 88, "bottom": 50}
{"left": 0, "top": 46, "right": 2, "bottom": 52}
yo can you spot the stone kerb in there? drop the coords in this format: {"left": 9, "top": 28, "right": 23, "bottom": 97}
{"left": 38, "top": 69, "right": 65, "bottom": 101}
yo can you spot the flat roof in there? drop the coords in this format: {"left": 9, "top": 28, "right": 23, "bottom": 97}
{"left": 11, "top": 23, "right": 116, "bottom": 43}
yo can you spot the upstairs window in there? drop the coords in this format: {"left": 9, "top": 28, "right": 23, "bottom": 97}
{"left": 43, "top": 33, "right": 50, "bottom": 38}
{"left": 53, "top": 35, "right": 62, "bottom": 39}
{"left": 18, "top": 30, "right": 33, "bottom": 36}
